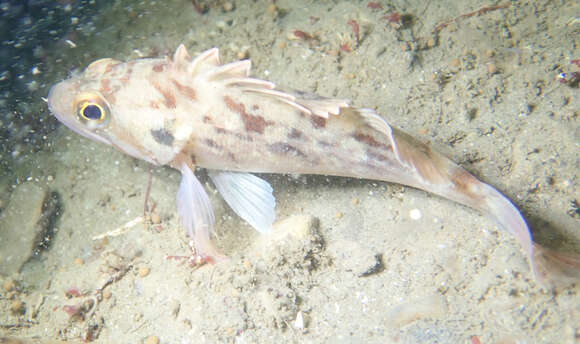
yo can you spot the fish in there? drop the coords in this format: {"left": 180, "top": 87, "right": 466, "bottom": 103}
{"left": 47, "top": 45, "right": 579, "bottom": 286}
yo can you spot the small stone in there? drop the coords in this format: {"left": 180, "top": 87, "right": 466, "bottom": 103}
{"left": 267, "top": 4, "right": 278, "bottom": 14}
{"left": 11, "top": 299, "right": 25, "bottom": 315}
{"left": 426, "top": 37, "right": 436, "bottom": 48}
{"left": 138, "top": 267, "right": 150, "bottom": 277}
{"left": 352, "top": 198, "right": 360, "bottom": 205}
{"left": 237, "top": 49, "right": 249, "bottom": 59}
{"left": 409, "top": 208, "right": 422, "bottom": 220}
{"left": 144, "top": 335, "right": 159, "bottom": 344}
{"left": 74, "top": 257, "right": 84, "bottom": 265}
{"left": 222, "top": 2, "right": 234, "bottom": 12}
{"left": 3, "top": 279, "right": 15, "bottom": 292}
{"left": 151, "top": 213, "right": 161, "bottom": 224}
{"left": 487, "top": 63, "right": 498, "bottom": 75}
{"left": 449, "top": 58, "right": 461, "bottom": 68}
{"left": 102, "top": 289, "right": 112, "bottom": 299}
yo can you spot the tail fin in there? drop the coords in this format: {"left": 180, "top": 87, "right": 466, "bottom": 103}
{"left": 389, "top": 127, "right": 579, "bottom": 287}
{"left": 459, "top": 172, "right": 580, "bottom": 287}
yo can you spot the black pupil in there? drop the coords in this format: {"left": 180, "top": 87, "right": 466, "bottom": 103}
{"left": 83, "top": 104, "right": 102, "bottom": 120}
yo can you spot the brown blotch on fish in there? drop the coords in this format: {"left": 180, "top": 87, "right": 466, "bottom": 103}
{"left": 224, "top": 96, "right": 273, "bottom": 134}
{"left": 450, "top": 168, "right": 483, "bottom": 201}
{"left": 153, "top": 63, "right": 166, "bottom": 73}
{"left": 172, "top": 79, "right": 197, "bottom": 100}
{"left": 151, "top": 81, "right": 177, "bottom": 109}
{"left": 204, "top": 138, "right": 221, "bottom": 149}
{"left": 367, "top": 150, "right": 389, "bottom": 162}
{"left": 100, "top": 78, "right": 111, "bottom": 93}
{"left": 353, "top": 132, "right": 388, "bottom": 149}
{"left": 150, "top": 128, "right": 175, "bottom": 146}
{"left": 104, "top": 63, "right": 115, "bottom": 74}
{"left": 268, "top": 142, "right": 306, "bottom": 158}
{"left": 214, "top": 126, "right": 254, "bottom": 142}
{"left": 235, "top": 133, "right": 254, "bottom": 142}
{"left": 288, "top": 128, "right": 304, "bottom": 140}
{"left": 318, "top": 140, "right": 333, "bottom": 147}
{"left": 311, "top": 115, "right": 327, "bottom": 129}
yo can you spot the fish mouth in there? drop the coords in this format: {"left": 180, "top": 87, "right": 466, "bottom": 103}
{"left": 47, "top": 81, "right": 112, "bottom": 146}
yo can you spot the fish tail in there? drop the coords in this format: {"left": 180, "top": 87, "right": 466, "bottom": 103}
{"left": 391, "top": 128, "right": 580, "bottom": 286}
{"left": 443, "top": 163, "right": 580, "bottom": 287}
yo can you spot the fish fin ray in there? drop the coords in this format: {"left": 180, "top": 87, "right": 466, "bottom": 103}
{"left": 241, "top": 86, "right": 349, "bottom": 118}
{"left": 188, "top": 47, "right": 221, "bottom": 75}
{"left": 207, "top": 60, "right": 252, "bottom": 80}
{"left": 533, "top": 243, "right": 580, "bottom": 288}
{"left": 356, "top": 108, "right": 405, "bottom": 165}
{"left": 177, "top": 161, "right": 224, "bottom": 260}
{"left": 209, "top": 171, "right": 276, "bottom": 234}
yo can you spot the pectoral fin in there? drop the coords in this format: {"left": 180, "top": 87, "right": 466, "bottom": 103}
{"left": 177, "top": 161, "right": 223, "bottom": 261}
{"left": 209, "top": 171, "right": 276, "bottom": 234}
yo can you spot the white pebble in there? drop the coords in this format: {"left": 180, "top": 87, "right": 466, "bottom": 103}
{"left": 294, "top": 311, "right": 304, "bottom": 329}
{"left": 409, "top": 208, "right": 422, "bottom": 220}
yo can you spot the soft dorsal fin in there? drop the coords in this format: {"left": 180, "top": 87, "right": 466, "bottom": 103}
{"left": 357, "top": 108, "right": 403, "bottom": 165}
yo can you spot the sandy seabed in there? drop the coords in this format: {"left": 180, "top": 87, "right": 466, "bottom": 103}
{"left": 1, "top": 0, "right": 579, "bottom": 343}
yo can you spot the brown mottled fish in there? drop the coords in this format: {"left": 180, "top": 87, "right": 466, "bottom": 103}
{"left": 48, "top": 45, "right": 579, "bottom": 286}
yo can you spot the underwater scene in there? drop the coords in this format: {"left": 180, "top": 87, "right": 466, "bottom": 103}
{"left": 0, "top": 0, "right": 579, "bottom": 342}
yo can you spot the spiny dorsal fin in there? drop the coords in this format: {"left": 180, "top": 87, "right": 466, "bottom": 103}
{"left": 172, "top": 44, "right": 191, "bottom": 70}
{"left": 186, "top": 46, "right": 350, "bottom": 118}
{"left": 189, "top": 47, "right": 220, "bottom": 75}
{"left": 207, "top": 60, "right": 252, "bottom": 80}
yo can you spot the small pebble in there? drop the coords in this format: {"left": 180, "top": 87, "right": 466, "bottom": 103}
{"left": 487, "top": 63, "right": 498, "bottom": 75}
{"left": 102, "top": 289, "right": 112, "bottom": 299}
{"left": 352, "top": 198, "right": 360, "bottom": 205}
{"left": 138, "top": 267, "right": 151, "bottom": 277}
{"left": 237, "top": 50, "right": 249, "bottom": 59}
{"left": 409, "top": 208, "right": 422, "bottom": 220}
{"left": 144, "top": 335, "right": 160, "bottom": 344}
{"left": 3, "top": 279, "right": 15, "bottom": 292}
{"left": 74, "top": 257, "right": 84, "bottom": 265}
{"left": 10, "top": 299, "right": 25, "bottom": 315}
{"left": 426, "top": 37, "right": 436, "bottom": 48}
{"left": 222, "top": 2, "right": 234, "bottom": 12}
{"left": 151, "top": 213, "right": 161, "bottom": 224}
{"left": 267, "top": 4, "right": 278, "bottom": 14}
{"left": 449, "top": 58, "right": 461, "bottom": 68}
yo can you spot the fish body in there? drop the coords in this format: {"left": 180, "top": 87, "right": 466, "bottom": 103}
{"left": 48, "top": 45, "right": 579, "bottom": 285}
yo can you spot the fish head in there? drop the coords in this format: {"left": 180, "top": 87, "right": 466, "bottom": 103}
{"left": 48, "top": 55, "right": 194, "bottom": 166}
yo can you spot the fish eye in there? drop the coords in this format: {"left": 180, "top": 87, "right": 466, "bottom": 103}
{"left": 74, "top": 91, "right": 110, "bottom": 128}
{"left": 79, "top": 103, "right": 105, "bottom": 121}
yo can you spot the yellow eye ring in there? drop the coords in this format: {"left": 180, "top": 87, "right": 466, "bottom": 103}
{"left": 74, "top": 91, "right": 110, "bottom": 128}
{"left": 79, "top": 102, "right": 106, "bottom": 123}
